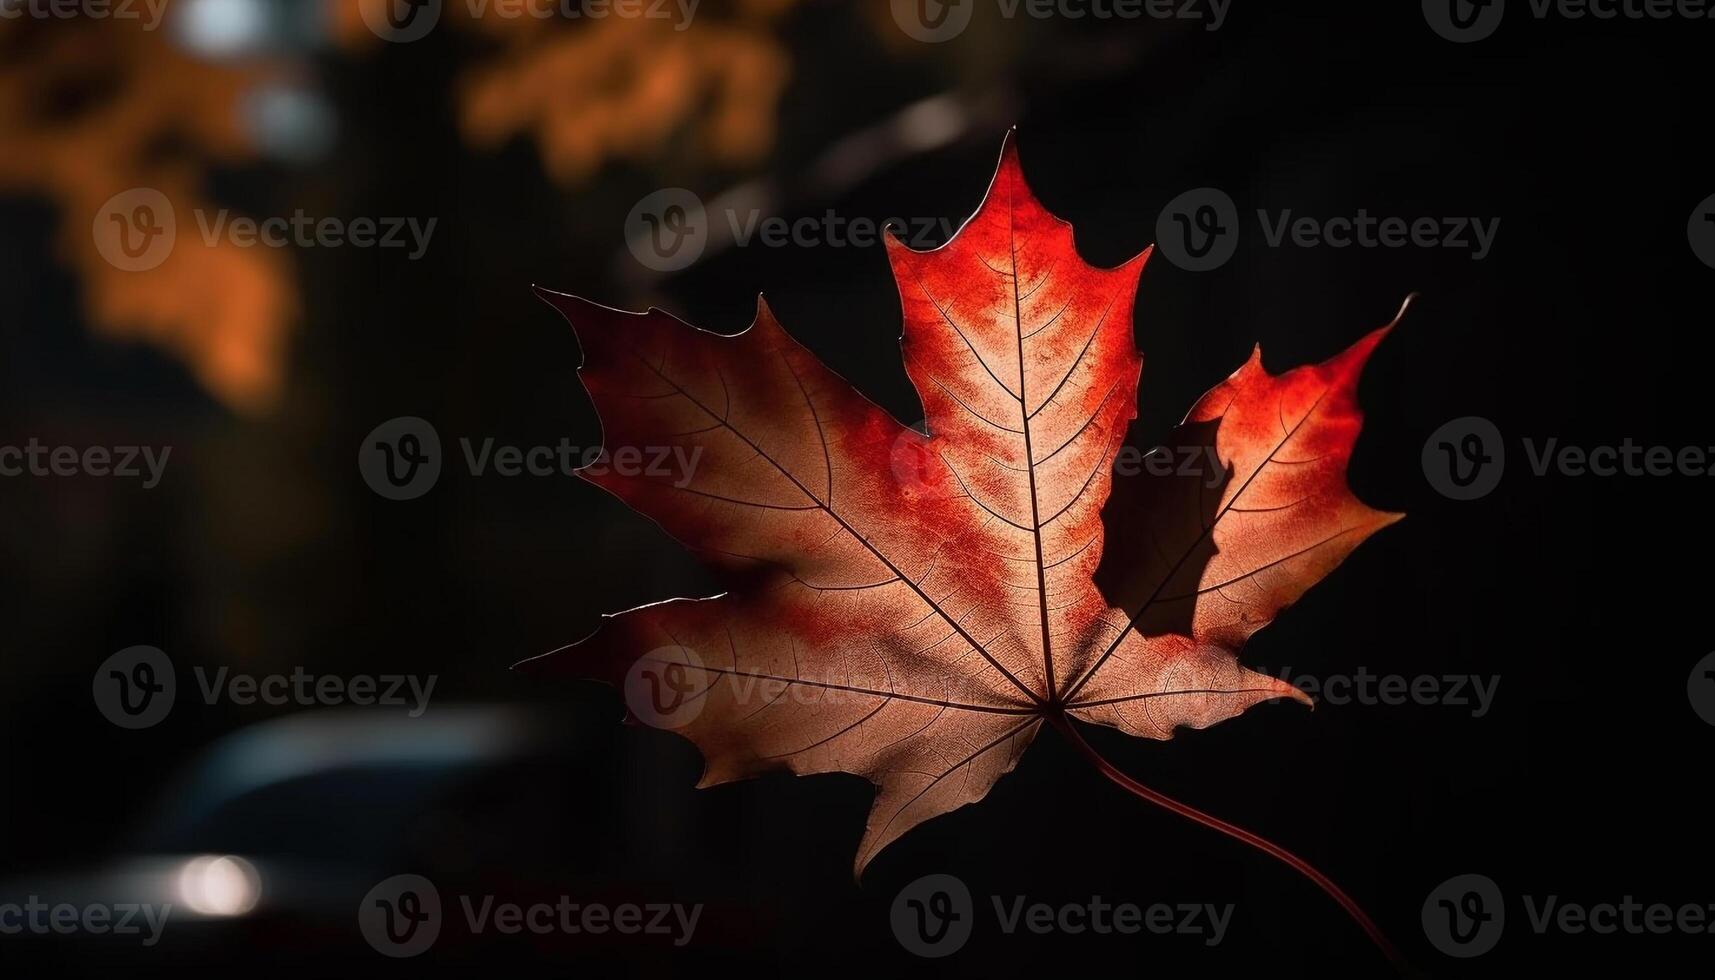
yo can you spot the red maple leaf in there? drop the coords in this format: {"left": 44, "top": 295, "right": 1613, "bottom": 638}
{"left": 523, "top": 135, "right": 1407, "bottom": 965}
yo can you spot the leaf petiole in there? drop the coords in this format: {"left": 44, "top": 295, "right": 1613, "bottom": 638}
{"left": 1047, "top": 712, "right": 1408, "bottom": 973}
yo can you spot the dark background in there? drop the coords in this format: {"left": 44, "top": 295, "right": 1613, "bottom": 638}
{"left": 1, "top": 1, "right": 1710, "bottom": 976}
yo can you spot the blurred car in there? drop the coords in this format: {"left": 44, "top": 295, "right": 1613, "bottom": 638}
{"left": 0, "top": 705, "right": 740, "bottom": 976}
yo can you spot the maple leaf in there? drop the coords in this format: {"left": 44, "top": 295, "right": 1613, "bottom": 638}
{"left": 522, "top": 135, "right": 1406, "bottom": 963}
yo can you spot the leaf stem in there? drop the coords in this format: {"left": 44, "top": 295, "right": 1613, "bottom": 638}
{"left": 1047, "top": 712, "right": 1407, "bottom": 972}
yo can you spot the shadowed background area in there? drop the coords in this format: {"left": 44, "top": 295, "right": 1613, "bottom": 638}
{"left": 1, "top": 1, "right": 1711, "bottom": 976}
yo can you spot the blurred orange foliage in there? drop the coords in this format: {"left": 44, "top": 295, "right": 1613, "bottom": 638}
{"left": 0, "top": 21, "right": 295, "bottom": 413}
{"left": 2, "top": 2, "right": 804, "bottom": 412}
{"left": 334, "top": 0, "right": 796, "bottom": 182}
